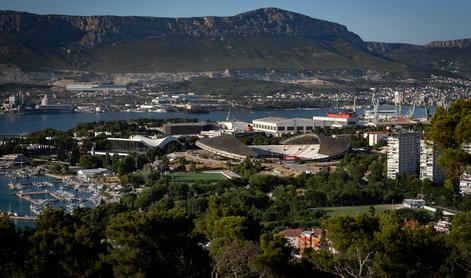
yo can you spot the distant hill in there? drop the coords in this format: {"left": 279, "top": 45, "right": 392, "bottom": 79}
{"left": 367, "top": 38, "right": 471, "bottom": 78}
{"left": 0, "top": 8, "right": 469, "bottom": 83}
{"left": 0, "top": 8, "right": 408, "bottom": 78}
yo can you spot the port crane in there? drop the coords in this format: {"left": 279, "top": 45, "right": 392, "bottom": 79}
{"left": 423, "top": 96, "right": 431, "bottom": 120}
{"left": 370, "top": 93, "right": 380, "bottom": 122}
{"left": 226, "top": 101, "right": 235, "bottom": 122}
{"left": 407, "top": 99, "right": 416, "bottom": 120}
{"left": 441, "top": 97, "right": 449, "bottom": 110}
{"left": 394, "top": 91, "right": 404, "bottom": 118}
{"left": 353, "top": 96, "right": 357, "bottom": 113}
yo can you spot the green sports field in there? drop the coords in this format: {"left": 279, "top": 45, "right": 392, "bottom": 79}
{"left": 165, "top": 172, "right": 228, "bottom": 183}
{"left": 319, "top": 204, "right": 401, "bottom": 216}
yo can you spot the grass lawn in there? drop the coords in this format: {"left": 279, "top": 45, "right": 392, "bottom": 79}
{"left": 318, "top": 204, "right": 401, "bottom": 216}
{"left": 166, "top": 172, "right": 228, "bottom": 184}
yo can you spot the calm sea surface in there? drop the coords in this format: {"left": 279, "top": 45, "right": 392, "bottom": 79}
{"left": 0, "top": 107, "right": 430, "bottom": 134}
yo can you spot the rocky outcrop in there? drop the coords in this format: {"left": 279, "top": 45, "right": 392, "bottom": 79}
{"left": 0, "top": 7, "right": 365, "bottom": 49}
{"left": 367, "top": 42, "right": 422, "bottom": 54}
{"left": 425, "top": 38, "right": 471, "bottom": 48}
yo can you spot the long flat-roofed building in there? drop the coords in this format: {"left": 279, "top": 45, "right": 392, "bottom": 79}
{"left": 77, "top": 168, "right": 112, "bottom": 180}
{"left": 364, "top": 109, "right": 398, "bottom": 121}
{"left": 387, "top": 133, "right": 421, "bottom": 179}
{"left": 162, "top": 122, "right": 218, "bottom": 135}
{"left": 312, "top": 114, "right": 357, "bottom": 128}
{"left": 252, "top": 117, "right": 314, "bottom": 136}
{"left": 66, "top": 84, "right": 127, "bottom": 92}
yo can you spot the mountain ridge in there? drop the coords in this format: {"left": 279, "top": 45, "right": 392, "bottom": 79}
{"left": 0, "top": 8, "right": 469, "bottom": 83}
{"left": 0, "top": 8, "right": 365, "bottom": 49}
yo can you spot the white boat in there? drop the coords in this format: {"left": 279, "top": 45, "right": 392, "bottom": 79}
{"left": 66, "top": 203, "right": 76, "bottom": 213}
{"left": 30, "top": 204, "right": 42, "bottom": 215}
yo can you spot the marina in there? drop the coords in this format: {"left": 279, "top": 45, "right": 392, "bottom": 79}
{"left": 0, "top": 165, "right": 122, "bottom": 226}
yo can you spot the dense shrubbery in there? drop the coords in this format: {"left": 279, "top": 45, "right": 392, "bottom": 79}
{"left": 1, "top": 148, "right": 469, "bottom": 277}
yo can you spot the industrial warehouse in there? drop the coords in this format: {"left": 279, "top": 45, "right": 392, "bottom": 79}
{"left": 196, "top": 133, "right": 350, "bottom": 162}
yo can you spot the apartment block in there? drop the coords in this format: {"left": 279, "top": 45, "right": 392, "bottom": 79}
{"left": 387, "top": 133, "right": 421, "bottom": 179}
{"left": 420, "top": 140, "right": 445, "bottom": 184}
{"left": 460, "top": 144, "right": 471, "bottom": 194}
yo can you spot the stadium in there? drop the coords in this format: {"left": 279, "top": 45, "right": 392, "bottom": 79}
{"left": 196, "top": 134, "right": 350, "bottom": 162}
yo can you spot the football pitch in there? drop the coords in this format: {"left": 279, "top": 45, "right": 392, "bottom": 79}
{"left": 319, "top": 204, "right": 401, "bottom": 216}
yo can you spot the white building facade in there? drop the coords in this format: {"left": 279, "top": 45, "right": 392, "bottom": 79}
{"left": 403, "top": 198, "right": 425, "bottom": 209}
{"left": 218, "top": 121, "right": 251, "bottom": 133}
{"left": 420, "top": 140, "right": 445, "bottom": 184}
{"left": 252, "top": 117, "right": 314, "bottom": 136}
{"left": 387, "top": 133, "right": 421, "bottom": 179}
{"left": 312, "top": 116, "right": 357, "bottom": 128}
{"left": 365, "top": 131, "right": 389, "bottom": 146}
{"left": 460, "top": 144, "right": 471, "bottom": 194}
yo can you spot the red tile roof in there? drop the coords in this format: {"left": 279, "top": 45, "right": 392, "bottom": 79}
{"left": 280, "top": 228, "right": 304, "bottom": 238}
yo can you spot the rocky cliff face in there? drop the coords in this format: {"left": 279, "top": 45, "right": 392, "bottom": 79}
{"left": 425, "top": 38, "right": 471, "bottom": 48}
{"left": 4, "top": 7, "right": 467, "bottom": 81}
{"left": 367, "top": 42, "right": 422, "bottom": 54}
{"left": 0, "top": 7, "right": 365, "bottom": 49}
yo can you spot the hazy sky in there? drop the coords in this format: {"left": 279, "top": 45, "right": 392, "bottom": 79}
{"left": 0, "top": 0, "right": 470, "bottom": 44}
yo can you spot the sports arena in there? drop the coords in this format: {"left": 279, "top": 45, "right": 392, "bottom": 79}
{"left": 196, "top": 134, "right": 350, "bottom": 161}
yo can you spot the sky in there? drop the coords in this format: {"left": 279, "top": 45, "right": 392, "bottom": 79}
{"left": 0, "top": 0, "right": 470, "bottom": 44}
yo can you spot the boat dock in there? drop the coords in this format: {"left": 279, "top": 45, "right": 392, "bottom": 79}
{"left": 16, "top": 191, "right": 52, "bottom": 205}
{"left": 1, "top": 212, "right": 38, "bottom": 221}
{"left": 16, "top": 190, "right": 76, "bottom": 204}
{"left": 9, "top": 215, "right": 38, "bottom": 221}
{"left": 49, "top": 191, "right": 74, "bottom": 201}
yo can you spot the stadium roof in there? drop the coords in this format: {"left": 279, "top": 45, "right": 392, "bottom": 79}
{"left": 280, "top": 133, "right": 350, "bottom": 157}
{"left": 107, "top": 135, "right": 180, "bottom": 149}
{"left": 317, "top": 134, "right": 350, "bottom": 157}
{"left": 197, "top": 133, "right": 349, "bottom": 161}
{"left": 196, "top": 135, "right": 257, "bottom": 160}
{"left": 251, "top": 144, "right": 324, "bottom": 160}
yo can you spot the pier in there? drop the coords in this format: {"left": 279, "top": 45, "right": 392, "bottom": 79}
{"left": 9, "top": 215, "right": 38, "bottom": 221}
{"left": 1, "top": 212, "right": 38, "bottom": 221}
{"left": 16, "top": 191, "right": 52, "bottom": 205}
{"left": 16, "top": 190, "right": 75, "bottom": 203}
{"left": 49, "top": 191, "right": 74, "bottom": 201}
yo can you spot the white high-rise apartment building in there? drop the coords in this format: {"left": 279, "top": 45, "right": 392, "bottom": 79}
{"left": 420, "top": 140, "right": 445, "bottom": 184}
{"left": 460, "top": 144, "right": 471, "bottom": 194}
{"left": 387, "top": 133, "right": 421, "bottom": 179}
